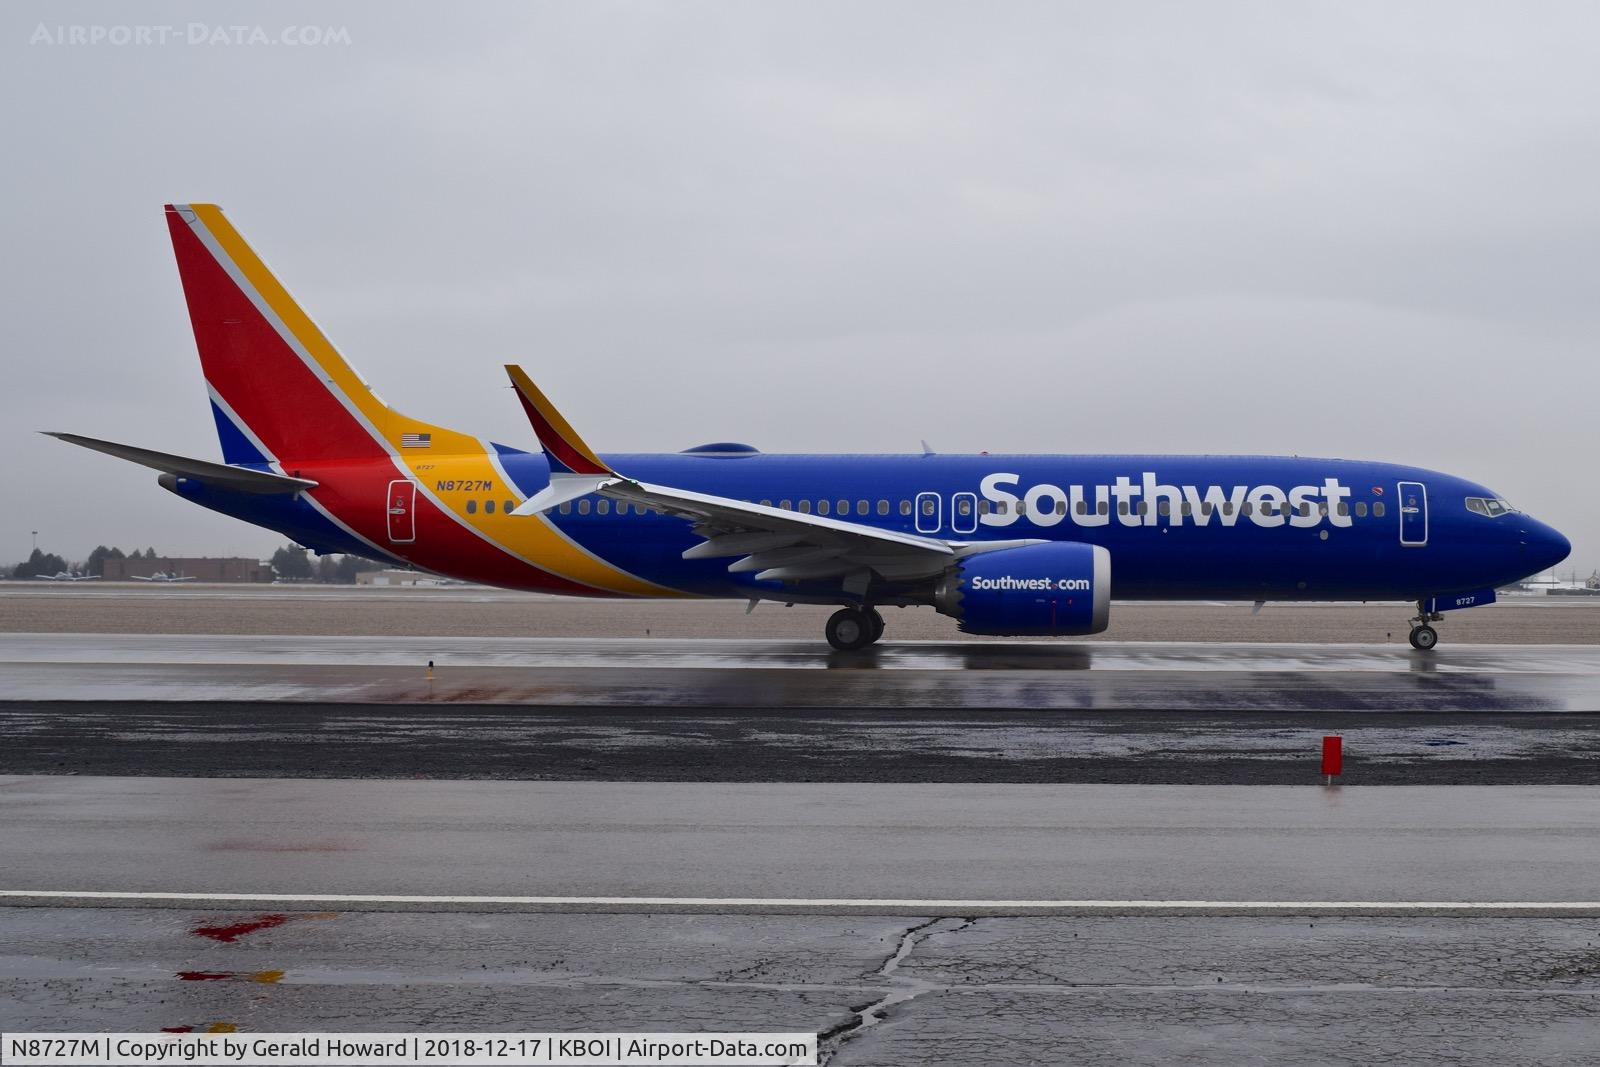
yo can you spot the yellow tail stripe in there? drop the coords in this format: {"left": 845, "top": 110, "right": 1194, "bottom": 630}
{"left": 186, "top": 205, "right": 677, "bottom": 598}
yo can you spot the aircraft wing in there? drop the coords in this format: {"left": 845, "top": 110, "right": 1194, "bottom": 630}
{"left": 503, "top": 365, "right": 1036, "bottom": 586}
{"left": 605, "top": 479, "right": 956, "bottom": 582}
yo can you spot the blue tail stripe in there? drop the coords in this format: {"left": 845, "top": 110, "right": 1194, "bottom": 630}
{"left": 210, "top": 400, "right": 268, "bottom": 467}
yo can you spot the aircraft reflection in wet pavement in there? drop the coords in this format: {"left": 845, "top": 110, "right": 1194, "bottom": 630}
{"left": 51, "top": 204, "right": 1571, "bottom": 650}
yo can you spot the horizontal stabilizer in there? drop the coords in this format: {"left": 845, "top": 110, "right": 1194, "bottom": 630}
{"left": 45, "top": 432, "right": 318, "bottom": 494}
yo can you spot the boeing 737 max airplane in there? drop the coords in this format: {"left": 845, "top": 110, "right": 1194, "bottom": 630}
{"left": 50, "top": 204, "right": 1572, "bottom": 650}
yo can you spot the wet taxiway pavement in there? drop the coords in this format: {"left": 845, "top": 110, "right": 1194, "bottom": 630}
{"left": 6, "top": 634, "right": 1600, "bottom": 783}
{"left": 7, "top": 700, "right": 1600, "bottom": 783}
{"left": 5, "top": 777, "right": 1600, "bottom": 908}
{"left": 2, "top": 634, "right": 1598, "bottom": 713}
{"left": 4, "top": 908, "right": 1599, "bottom": 1063}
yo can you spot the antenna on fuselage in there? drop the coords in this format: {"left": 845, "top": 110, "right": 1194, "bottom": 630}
{"left": 920, "top": 439, "right": 935, "bottom": 456}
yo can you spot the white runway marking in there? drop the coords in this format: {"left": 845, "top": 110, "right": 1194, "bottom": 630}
{"left": 6, "top": 890, "right": 1600, "bottom": 914}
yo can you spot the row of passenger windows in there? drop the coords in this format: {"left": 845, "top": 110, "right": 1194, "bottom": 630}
{"left": 518, "top": 497, "right": 1389, "bottom": 519}
{"left": 551, "top": 498, "right": 936, "bottom": 517}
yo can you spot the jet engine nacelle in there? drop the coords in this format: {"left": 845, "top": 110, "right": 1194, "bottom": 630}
{"left": 934, "top": 542, "right": 1111, "bottom": 636}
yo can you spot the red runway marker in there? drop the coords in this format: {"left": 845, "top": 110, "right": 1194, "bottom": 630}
{"left": 1322, "top": 736, "right": 1343, "bottom": 783}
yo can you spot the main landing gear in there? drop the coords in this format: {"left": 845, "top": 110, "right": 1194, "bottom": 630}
{"left": 1408, "top": 601, "right": 1442, "bottom": 650}
{"left": 826, "top": 606, "right": 885, "bottom": 651}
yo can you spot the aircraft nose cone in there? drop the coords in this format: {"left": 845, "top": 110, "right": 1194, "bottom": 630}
{"left": 1524, "top": 519, "right": 1571, "bottom": 573}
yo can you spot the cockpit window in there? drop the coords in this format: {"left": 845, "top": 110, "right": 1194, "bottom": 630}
{"left": 1466, "top": 496, "right": 1517, "bottom": 518}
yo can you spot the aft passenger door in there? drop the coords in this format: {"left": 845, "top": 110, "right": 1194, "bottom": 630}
{"left": 387, "top": 479, "right": 416, "bottom": 543}
{"left": 1397, "top": 481, "right": 1427, "bottom": 547}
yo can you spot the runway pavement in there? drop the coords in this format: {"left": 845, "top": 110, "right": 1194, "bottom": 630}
{"left": 4, "top": 777, "right": 1600, "bottom": 1061}
{"left": 6, "top": 907, "right": 1598, "bottom": 1062}
{"left": 4, "top": 604, "right": 1598, "bottom": 1055}
{"left": 5, "top": 777, "right": 1600, "bottom": 909}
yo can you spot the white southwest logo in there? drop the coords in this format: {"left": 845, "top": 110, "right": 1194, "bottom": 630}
{"left": 979, "top": 472, "right": 1354, "bottom": 529}
{"left": 971, "top": 576, "right": 1092, "bottom": 592}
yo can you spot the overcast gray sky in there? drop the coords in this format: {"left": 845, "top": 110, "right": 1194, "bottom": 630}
{"left": 3, "top": 1, "right": 1596, "bottom": 577}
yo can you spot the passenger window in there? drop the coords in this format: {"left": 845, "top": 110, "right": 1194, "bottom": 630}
{"left": 837, "top": 499, "right": 849, "bottom": 515}
{"left": 1136, "top": 501, "right": 1148, "bottom": 517}
{"left": 1373, "top": 501, "right": 1385, "bottom": 517}
{"left": 957, "top": 498, "right": 972, "bottom": 516}
{"left": 465, "top": 499, "right": 477, "bottom": 514}
{"left": 799, "top": 500, "right": 812, "bottom": 514}
{"left": 996, "top": 500, "right": 1009, "bottom": 515}
{"left": 505, "top": 500, "right": 516, "bottom": 515}
{"left": 1201, "top": 503, "right": 1214, "bottom": 517}
{"left": 901, "top": 500, "right": 913, "bottom": 516}
{"left": 1337, "top": 502, "right": 1348, "bottom": 517}
{"left": 1117, "top": 501, "right": 1128, "bottom": 516}
{"left": 1318, "top": 503, "right": 1328, "bottom": 516}
{"left": 1222, "top": 502, "right": 1234, "bottom": 516}
{"left": 780, "top": 500, "right": 791, "bottom": 511}
{"left": 857, "top": 500, "right": 869, "bottom": 516}
{"left": 1018, "top": 500, "right": 1029, "bottom": 516}
{"left": 1158, "top": 501, "right": 1170, "bottom": 516}
{"left": 596, "top": 499, "right": 609, "bottom": 515}
{"left": 577, "top": 499, "right": 590, "bottom": 515}
{"left": 878, "top": 500, "right": 890, "bottom": 516}
{"left": 818, "top": 500, "right": 830, "bottom": 515}
{"left": 1181, "top": 502, "right": 1192, "bottom": 516}
{"left": 1240, "top": 502, "right": 1252, "bottom": 517}
{"left": 558, "top": 502, "right": 571, "bottom": 515}
{"left": 921, "top": 498, "right": 935, "bottom": 516}
{"left": 1098, "top": 501, "right": 1109, "bottom": 516}
{"left": 1076, "top": 500, "right": 1087, "bottom": 515}
{"left": 485, "top": 499, "right": 496, "bottom": 515}
{"left": 1355, "top": 502, "right": 1367, "bottom": 518}
{"left": 978, "top": 500, "right": 990, "bottom": 515}
{"left": 760, "top": 499, "right": 772, "bottom": 508}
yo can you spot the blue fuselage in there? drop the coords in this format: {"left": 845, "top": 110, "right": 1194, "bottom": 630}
{"left": 482, "top": 450, "right": 1569, "bottom": 603}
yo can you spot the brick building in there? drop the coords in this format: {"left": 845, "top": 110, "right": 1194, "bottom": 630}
{"left": 103, "top": 557, "right": 272, "bottom": 583}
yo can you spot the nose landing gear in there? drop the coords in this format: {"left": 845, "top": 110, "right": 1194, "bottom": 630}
{"left": 826, "top": 606, "right": 885, "bottom": 651}
{"left": 1408, "top": 601, "right": 1442, "bottom": 650}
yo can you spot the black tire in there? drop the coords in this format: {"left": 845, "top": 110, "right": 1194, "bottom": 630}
{"left": 865, "top": 607, "right": 885, "bottom": 644}
{"left": 1409, "top": 624, "right": 1438, "bottom": 651}
{"left": 826, "top": 608, "right": 873, "bottom": 651}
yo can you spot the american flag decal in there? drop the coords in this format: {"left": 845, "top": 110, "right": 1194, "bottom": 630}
{"left": 401, "top": 432, "right": 432, "bottom": 448}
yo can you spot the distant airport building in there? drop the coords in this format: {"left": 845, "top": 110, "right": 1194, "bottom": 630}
{"left": 104, "top": 556, "right": 272, "bottom": 583}
{"left": 356, "top": 569, "right": 449, "bottom": 587}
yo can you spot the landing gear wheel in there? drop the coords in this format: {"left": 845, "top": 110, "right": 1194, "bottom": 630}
{"left": 865, "top": 607, "right": 885, "bottom": 644}
{"left": 826, "top": 608, "right": 874, "bottom": 651}
{"left": 1409, "top": 624, "right": 1438, "bottom": 651}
